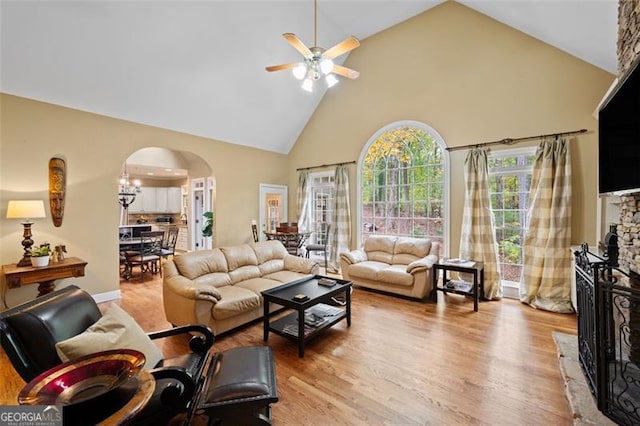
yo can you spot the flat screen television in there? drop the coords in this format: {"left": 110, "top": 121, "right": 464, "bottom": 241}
{"left": 598, "top": 57, "right": 640, "bottom": 195}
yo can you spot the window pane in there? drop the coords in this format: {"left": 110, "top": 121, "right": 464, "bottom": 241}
{"left": 488, "top": 149, "right": 535, "bottom": 287}
{"left": 360, "top": 125, "right": 446, "bottom": 248}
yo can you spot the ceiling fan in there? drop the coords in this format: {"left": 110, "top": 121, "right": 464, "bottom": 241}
{"left": 265, "top": 0, "right": 360, "bottom": 92}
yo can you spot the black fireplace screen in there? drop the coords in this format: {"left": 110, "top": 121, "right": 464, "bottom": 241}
{"left": 575, "top": 245, "right": 640, "bottom": 425}
{"left": 599, "top": 268, "right": 640, "bottom": 424}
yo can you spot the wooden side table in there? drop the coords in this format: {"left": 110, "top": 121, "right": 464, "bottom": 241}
{"left": 2, "top": 257, "right": 88, "bottom": 300}
{"left": 431, "top": 259, "right": 484, "bottom": 312}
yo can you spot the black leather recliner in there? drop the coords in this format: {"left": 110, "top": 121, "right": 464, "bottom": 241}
{"left": 0, "top": 285, "right": 279, "bottom": 425}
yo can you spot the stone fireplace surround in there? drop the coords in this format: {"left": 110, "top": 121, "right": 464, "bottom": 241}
{"left": 618, "top": 194, "right": 640, "bottom": 274}
{"left": 572, "top": 2, "right": 640, "bottom": 425}
{"left": 612, "top": 0, "right": 640, "bottom": 274}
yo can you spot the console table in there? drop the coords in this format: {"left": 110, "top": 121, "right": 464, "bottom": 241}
{"left": 2, "top": 257, "right": 88, "bottom": 299}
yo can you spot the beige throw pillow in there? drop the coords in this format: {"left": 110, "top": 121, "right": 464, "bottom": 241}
{"left": 55, "top": 303, "right": 163, "bottom": 370}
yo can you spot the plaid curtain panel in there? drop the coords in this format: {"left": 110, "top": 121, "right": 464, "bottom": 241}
{"left": 520, "top": 138, "right": 573, "bottom": 313}
{"left": 329, "top": 165, "right": 351, "bottom": 273}
{"left": 296, "top": 170, "right": 310, "bottom": 231}
{"left": 459, "top": 148, "right": 502, "bottom": 300}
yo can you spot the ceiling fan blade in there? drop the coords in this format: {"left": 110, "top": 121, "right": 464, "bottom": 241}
{"left": 265, "top": 63, "right": 300, "bottom": 72}
{"left": 322, "top": 36, "right": 360, "bottom": 60}
{"left": 283, "top": 33, "right": 312, "bottom": 58}
{"left": 332, "top": 64, "right": 360, "bottom": 79}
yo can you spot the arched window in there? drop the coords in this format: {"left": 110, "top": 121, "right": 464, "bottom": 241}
{"left": 358, "top": 121, "right": 449, "bottom": 251}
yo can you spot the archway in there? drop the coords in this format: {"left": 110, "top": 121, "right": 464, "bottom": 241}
{"left": 118, "top": 147, "right": 214, "bottom": 280}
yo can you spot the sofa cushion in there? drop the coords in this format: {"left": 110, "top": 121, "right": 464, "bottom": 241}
{"left": 378, "top": 265, "right": 415, "bottom": 287}
{"left": 363, "top": 235, "right": 395, "bottom": 264}
{"left": 348, "top": 261, "right": 390, "bottom": 281}
{"left": 258, "top": 259, "right": 285, "bottom": 277}
{"left": 251, "top": 240, "right": 288, "bottom": 264}
{"left": 235, "top": 277, "right": 284, "bottom": 297}
{"left": 264, "top": 271, "right": 312, "bottom": 284}
{"left": 220, "top": 245, "right": 258, "bottom": 271}
{"left": 229, "top": 266, "right": 262, "bottom": 284}
{"left": 212, "top": 286, "right": 261, "bottom": 321}
{"left": 392, "top": 237, "right": 431, "bottom": 265}
{"left": 194, "top": 272, "right": 233, "bottom": 289}
{"left": 174, "top": 249, "right": 228, "bottom": 280}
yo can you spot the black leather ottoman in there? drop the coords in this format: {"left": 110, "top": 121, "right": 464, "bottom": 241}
{"left": 195, "top": 346, "right": 278, "bottom": 426}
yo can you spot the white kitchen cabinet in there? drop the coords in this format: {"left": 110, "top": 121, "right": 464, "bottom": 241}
{"left": 127, "top": 191, "right": 143, "bottom": 212}
{"left": 155, "top": 187, "right": 181, "bottom": 213}
{"left": 127, "top": 188, "right": 148, "bottom": 213}
{"left": 141, "top": 187, "right": 157, "bottom": 212}
{"left": 155, "top": 188, "right": 168, "bottom": 212}
{"left": 126, "top": 186, "right": 181, "bottom": 213}
{"left": 167, "top": 187, "right": 182, "bottom": 213}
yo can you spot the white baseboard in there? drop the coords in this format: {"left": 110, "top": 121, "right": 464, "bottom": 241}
{"left": 92, "top": 290, "right": 121, "bottom": 304}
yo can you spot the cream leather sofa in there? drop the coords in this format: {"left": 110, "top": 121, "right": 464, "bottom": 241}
{"left": 163, "top": 240, "right": 319, "bottom": 334}
{"left": 340, "top": 235, "right": 440, "bottom": 299}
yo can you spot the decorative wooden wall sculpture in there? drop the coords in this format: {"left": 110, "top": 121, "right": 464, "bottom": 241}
{"left": 49, "top": 157, "right": 66, "bottom": 227}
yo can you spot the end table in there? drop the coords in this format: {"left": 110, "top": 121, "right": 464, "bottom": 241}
{"left": 432, "top": 259, "right": 484, "bottom": 312}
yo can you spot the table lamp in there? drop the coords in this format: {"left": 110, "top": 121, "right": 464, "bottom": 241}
{"left": 6, "top": 200, "right": 47, "bottom": 267}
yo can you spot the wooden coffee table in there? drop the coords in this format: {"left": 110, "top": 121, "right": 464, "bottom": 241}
{"left": 262, "top": 275, "right": 351, "bottom": 357}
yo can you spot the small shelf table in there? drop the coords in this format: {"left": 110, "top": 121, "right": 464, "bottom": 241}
{"left": 431, "top": 259, "right": 484, "bottom": 312}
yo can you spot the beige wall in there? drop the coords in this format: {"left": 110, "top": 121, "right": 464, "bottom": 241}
{"left": 0, "top": 1, "right": 617, "bottom": 306}
{"left": 1, "top": 94, "right": 288, "bottom": 306}
{"left": 287, "top": 1, "right": 614, "bottom": 256}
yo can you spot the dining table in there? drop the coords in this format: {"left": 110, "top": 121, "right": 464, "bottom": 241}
{"left": 263, "top": 231, "right": 311, "bottom": 256}
{"left": 119, "top": 237, "right": 143, "bottom": 251}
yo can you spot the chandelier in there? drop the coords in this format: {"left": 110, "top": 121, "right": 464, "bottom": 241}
{"left": 118, "top": 165, "right": 140, "bottom": 209}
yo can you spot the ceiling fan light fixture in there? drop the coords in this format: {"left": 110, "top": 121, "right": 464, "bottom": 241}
{"left": 326, "top": 73, "right": 338, "bottom": 88}
{"left": 292, "top": 64, "right": 307, "bottom": 80}
{"left": 301, "top": 79, "right": 313, "bottom": 92}
{"left": 308, "top": 67, "right": 321, "bottom": 81}
{"left": 319, "top": 58, "right": 334, "bottom": 74}
{"left": 265, "top": 0, "right": 360, "bottom": 91}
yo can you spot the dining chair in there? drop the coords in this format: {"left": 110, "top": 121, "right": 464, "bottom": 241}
{"left": 306, "top": 222, "right": 331, "bottom": 270}
{"left": 160, "top": 226, "right": 179, "bottom": 259}
{"left": 125, "top": 230, "right": 164, "bottom": 282}
{"left": 252, "top": 223, "right": 259, "bottom": 243}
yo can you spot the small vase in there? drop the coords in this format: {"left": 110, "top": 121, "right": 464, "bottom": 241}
{"left": 31, "top": 256, "right": 50, "bottom": 267}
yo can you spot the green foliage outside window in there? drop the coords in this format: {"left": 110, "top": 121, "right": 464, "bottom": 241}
{"left": 361, "top": 126, "right": 445, "bottom": 242}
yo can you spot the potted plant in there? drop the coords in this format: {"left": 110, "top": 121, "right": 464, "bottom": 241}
{"left": 29, "top": 243, "right": 52, "bottom": 267}
{"left": 202, "top": 211, "right": 214, "bottom": 238}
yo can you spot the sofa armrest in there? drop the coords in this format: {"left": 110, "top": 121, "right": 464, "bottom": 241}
{"left": 163, "top": 274, "right": 222, "bottom": 304}
{"left": 407, "top": 254, "right": 439, "bottom": 274}
{"left": 340, "top": 249, "right": 367, "bottom": 265}
{"left": 284, "top": 254, "right": 319, "bottom": 274}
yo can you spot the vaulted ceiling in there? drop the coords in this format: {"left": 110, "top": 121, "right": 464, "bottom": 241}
{"left": 0, "top": 0, "right": 618, "bottom": 154}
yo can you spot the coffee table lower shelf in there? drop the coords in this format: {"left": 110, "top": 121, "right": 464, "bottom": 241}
{"left": 268, "top": 310, "right": 347, "bottom": 339}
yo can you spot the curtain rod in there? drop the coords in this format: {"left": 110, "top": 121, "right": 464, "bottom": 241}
{"left": 446, "top": 128, "right": 589, "bottom": 152}
{"left": 296, "top": 161, "right": 356, "bottom": 172}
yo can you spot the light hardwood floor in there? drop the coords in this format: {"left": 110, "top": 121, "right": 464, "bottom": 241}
{"left": 1, "top": 273, "right": 577, "bottom": 425}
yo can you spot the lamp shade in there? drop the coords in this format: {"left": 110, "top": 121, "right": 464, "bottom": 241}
{"left": 6, "top": 200, "right": 46, "bottom": 220}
